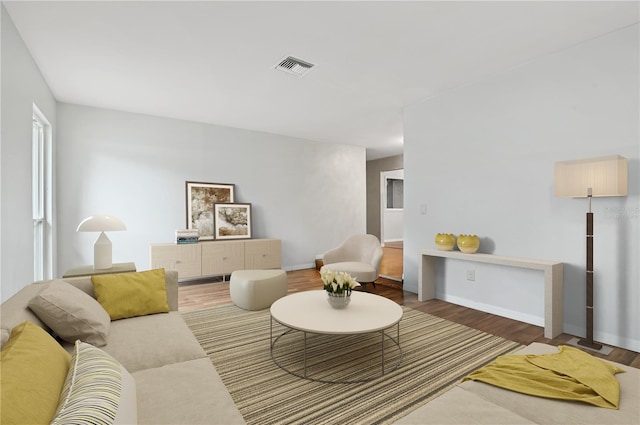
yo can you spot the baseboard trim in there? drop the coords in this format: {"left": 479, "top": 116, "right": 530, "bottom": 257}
{"left": 283, "top": 263, "right": 315, "bottom": 272}
{"left": 438, "top": 293, "right": 544, "bottom": 327}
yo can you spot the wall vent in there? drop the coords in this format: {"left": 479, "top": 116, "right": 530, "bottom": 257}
{"left": 275, "top": 56, "right": 315, "bottom": 77}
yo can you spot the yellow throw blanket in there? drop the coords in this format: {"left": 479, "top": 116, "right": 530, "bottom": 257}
{"left": 463, "top": 345, "right": 625, "bottom": 409}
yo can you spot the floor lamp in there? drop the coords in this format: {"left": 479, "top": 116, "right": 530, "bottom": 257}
{"left": 554, "top": 155, "right": 627, "bottom": 350}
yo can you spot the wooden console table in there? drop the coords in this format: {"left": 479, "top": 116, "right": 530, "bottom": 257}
{"left": 419, "top": 249, "right": 563, "bottom": 339}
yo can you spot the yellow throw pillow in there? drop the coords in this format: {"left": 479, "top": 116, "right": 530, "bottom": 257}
{"left": 92, "top": 269, "right": 170, "bottom": 320}
{"left": 1, "top": 321, "right": 71, "bottom": 425}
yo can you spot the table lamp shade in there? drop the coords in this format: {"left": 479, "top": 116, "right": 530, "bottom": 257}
{"left": 76, "top": 215, "right": 126, "bottom": 269}
{"left": 554, "top": 155, "right": 628, "bottom": 198}
{"left": 77, "top": 215, "right": 127, "bottom": 232}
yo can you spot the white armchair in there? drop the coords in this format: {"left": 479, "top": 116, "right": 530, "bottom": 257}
{"left": 320, "top": 234, "right": 383, "bottom": 289}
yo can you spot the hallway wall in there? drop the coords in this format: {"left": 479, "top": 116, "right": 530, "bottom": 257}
{"left": 366, "top": 155, "right": 403, "bottom": 240}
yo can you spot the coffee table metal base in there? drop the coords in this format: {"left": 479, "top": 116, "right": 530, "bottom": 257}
{"left": 270, "top": 316, "right": 402, "bottom": 384}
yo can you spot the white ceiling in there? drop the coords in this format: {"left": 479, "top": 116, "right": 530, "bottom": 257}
{"left": 4, "top": 1, "right": 638, "bottom": 160}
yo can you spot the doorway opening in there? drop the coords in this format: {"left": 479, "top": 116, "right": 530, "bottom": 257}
{"left": 379, "top": 169, "right": 403, "bottom": 282}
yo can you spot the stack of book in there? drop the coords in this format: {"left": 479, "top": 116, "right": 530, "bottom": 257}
{"left": 175, "top": 229, "right": 199, "bottom": 244}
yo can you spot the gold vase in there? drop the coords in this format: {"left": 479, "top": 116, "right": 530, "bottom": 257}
{"left": 457, "top": 234, "right": 480, "bottom": 253}
{"left": 435, "top": 233, "right": 456, "bottom": 251}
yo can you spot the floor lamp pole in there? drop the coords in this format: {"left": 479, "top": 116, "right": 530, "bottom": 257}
{"left": 578, "top": 190, "right": 602, "bottom": 350}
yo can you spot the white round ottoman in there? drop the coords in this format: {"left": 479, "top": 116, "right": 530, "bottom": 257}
{"left": 230, "top": 269, "right": 288, "bottom": 311}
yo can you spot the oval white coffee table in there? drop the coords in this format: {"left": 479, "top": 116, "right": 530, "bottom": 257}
{"left": 270, "top": 290, "right": 403, "bottom": 383}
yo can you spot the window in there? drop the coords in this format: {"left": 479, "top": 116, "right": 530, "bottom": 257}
{"left": 32, "top": 105, "right": 52, "bottom": 281}
{"left": 386, "top": 178, "right": 403, "bottom": 209}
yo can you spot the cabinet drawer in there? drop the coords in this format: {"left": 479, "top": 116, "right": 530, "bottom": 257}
{"left": 201, "top": 241, "right": 245, "bottom": 275}
{"left": 244, "top": 239, "right": 281, "bottom": 269}
{"left": 150, "top": 244, "right": 202, "bottom": 279}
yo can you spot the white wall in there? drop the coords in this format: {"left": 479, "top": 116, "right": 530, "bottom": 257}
{"left": 404, "top": 25, "right": 639, "bottom": 351}
{"left": 1, "top": 6, "right": 57, "bottom": 301}
{"left": 383, "top": 210, "right": 403, "bottom": 242}
{"left": 56, "top": 103, "right": 366, "bottom": 278}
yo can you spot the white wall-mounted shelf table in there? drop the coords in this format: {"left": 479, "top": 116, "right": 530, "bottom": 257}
{"left": 419, "top": 249, "right": 563, "bottom": 339}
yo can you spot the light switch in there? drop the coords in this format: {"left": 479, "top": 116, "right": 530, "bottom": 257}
{"left": 420, "top": 204, "right": 427, "bottom": 215}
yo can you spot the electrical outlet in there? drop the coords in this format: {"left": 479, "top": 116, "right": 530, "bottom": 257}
{"left": 466, "top": 269, "right": 475, "bottom": 281}
{"left": 420, "top": 204, "right": 427, "bottom": 215}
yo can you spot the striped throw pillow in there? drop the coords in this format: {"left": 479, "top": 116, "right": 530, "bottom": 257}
{"left": 51, "top": 340, "right": 137, "bottom": 425}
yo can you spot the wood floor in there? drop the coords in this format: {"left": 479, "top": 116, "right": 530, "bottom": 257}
{"left": 379, "top": 242, "right": 403, "bottom": 282}
{"left": 179, "top": 254, "right": 640, "bottom": 369}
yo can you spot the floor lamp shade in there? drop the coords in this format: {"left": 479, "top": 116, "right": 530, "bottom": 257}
{"left": 554, "top": 155, "right": 628, "bottom": 198}
{"left": 76, "top": 214, "right": 127, "bottom": 269}
{"left": 554, "top": 155, "right": 628, "bottom": 350}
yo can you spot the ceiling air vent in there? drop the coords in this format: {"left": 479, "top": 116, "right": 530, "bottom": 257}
{"left": 275, "top": 56, "right": 315, "bottom": 78}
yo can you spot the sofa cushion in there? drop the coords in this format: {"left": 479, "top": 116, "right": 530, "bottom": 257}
{"left": 461, "top": 343, "right": 640, "bottom": 425}
{"left": 394, "top": 386, "right": 535, "bottom": 424}
{"left": 92, "top": 269, "right": 170, "bottom": 320}
{"left": 63, "top": 276, "right": 96, "bottom": 297}
{"left": 51, "top": 341, "right": 137, "bottom": 425}
{"left": 0, "top": 282, "right": 50, "bottom": 331}
{"left": 100, "top": 311, "right": 206, "bottom": 373}
{"left": 133, "top": 357, "right": 245, "bottom": 424}
{"left": 0, "top": 321, "right": 71, "bottom": 424}
{"left": 28, "top": 279, "right": 111, "bottom": 347}
{"left": 396, "top": 343, "right": 640, "bottom": 425}
{"left": 463, "top": 345, "right": 623, "bottom": 409}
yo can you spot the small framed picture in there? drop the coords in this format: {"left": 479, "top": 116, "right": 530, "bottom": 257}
{"left": 186, "top": 181, "right": 234, "bottom": 240}
{"left": 214, "top": 203, "right": 252, "bottom": 240}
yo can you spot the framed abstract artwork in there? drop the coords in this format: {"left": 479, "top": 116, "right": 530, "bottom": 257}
{"left": 214, "top": 203, "right": 252, "bottom": 240}
{"left": 186, "top": 181, "right": 234, "bottom": 240}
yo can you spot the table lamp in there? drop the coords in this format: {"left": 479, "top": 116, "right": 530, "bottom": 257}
{"left": 554, "top": 155, "right": 627, "bottom": 350}
{"left": 76, "top": 214, "right": 127, "bottom": 269}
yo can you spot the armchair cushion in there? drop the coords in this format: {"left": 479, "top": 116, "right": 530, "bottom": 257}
{"left": 320, "top": 262, "right": 377, "bottom": 283}
{"left": 321, "top": 234, "right": 383, "bottom": 283}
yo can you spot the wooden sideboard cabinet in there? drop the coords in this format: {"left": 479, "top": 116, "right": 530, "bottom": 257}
{"left": 150, "top": 239, "right": 281, "bottom": 280}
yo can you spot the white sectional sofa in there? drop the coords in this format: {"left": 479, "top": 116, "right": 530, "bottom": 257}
{"left": 396, "top": 342, "right": 640, "bottom": 425}
{"left": 3, "top": 268, "right": 638, "bottom": 425}
{"left": 1, "top": 269, "right": 245, "bottom": 425}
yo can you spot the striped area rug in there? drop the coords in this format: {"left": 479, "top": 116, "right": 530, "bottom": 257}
{"left": 182, "top": 304, "right": 522, "bottom": 424}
